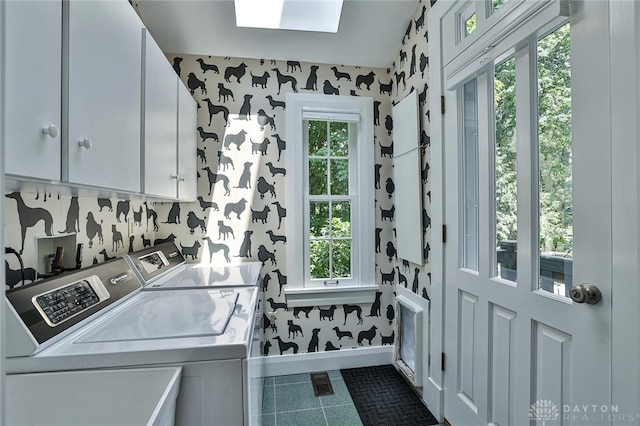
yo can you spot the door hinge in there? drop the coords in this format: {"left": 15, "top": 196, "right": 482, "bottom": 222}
{"left": 442, "top": 224, "right": 447, "bottom": 243}
{"left": 441, "top": 95, "right": 445, "bottom": 114}
{"left": 441, "top": 352, "right": 446, "bottom": 372}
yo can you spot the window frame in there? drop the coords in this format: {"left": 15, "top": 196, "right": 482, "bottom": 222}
{"left": 285, "top": 93, "right": 377, "bottom": 307}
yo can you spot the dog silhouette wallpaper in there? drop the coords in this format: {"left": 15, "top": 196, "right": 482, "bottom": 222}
{"left": 3, "top": 0, "right": 433, "bottom": 357}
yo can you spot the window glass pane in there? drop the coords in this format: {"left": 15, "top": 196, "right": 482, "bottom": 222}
{"left": 308, "top": 121, "right": 328, "bottom": 156}
{"left": 330, "top": 122, "right": 349, "bottom": 156}
{"left": 465, "top": 13, "right": 476, "bottom": 37}
{"left": 330, "top": 159, "right": 349, "bottom": 195}
{"left": 332, "top": 240, "right": 352, "bottom": 279}
{"left": 492, "top": 0, "right": 506, "bottom": 13}
{"left": 462, "top": 78, "right": 479, "bottom": 270}
{"left": 537, "top": 23, "right": 572, "bottom": 296}
{"left": 310, "top": 240, "right": 330, "bottom": 279}
{"left": 309, "top": 202, "right": 330, "bottom": 238}
{"left": 495, "top": 57, "right": 517, "bottom": 282}
{"left": 309, "top": 159, "right": 328, "bottom": 195}
{"left": 332, "top": 202, "right": 351, "bottom": 237}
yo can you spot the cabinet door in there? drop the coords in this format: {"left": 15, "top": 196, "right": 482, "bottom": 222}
{"left": 143, "top": 29, "right": 178, "bottom": 198}
{"left": 66, "top": 0, "right": 142, "bottom": 192}
{"left": 177, "top": 81, "right": 198, "bottom": 202}
{"left": 4, "top": 0, "right": 62, "bottom": 180}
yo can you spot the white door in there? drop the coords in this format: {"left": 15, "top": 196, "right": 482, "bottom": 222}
{"left": 436, "top": 1, "right": 612, "bottom": 424}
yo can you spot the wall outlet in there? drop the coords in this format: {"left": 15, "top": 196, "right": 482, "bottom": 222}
{"left": 268, "top": 312, "right": 276, "bottom": 325}
{"left": 128, "top": 218, "right": 134, "bottom": 236}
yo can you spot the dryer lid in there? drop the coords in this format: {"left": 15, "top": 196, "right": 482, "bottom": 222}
{"left": 75, "top": 289, "right": 239, "bottom": 343}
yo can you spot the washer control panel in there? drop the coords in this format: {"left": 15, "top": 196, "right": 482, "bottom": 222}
{"left": 32, "top": 276, "right": 110, "bottom": 327}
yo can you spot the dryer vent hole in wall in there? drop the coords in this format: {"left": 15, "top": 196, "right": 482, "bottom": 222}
{"left": 310, "top": 372, "right": 334, "bottom": 397}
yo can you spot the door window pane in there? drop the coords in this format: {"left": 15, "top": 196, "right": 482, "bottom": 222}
{"left": 537, "top": 23, "right": 572, "bottom": 296}
{"left": 462, "top": 78, "right": 479, "bottom": 271}
{"left": 494, "top": 57, "right": 518, "bottom": 282}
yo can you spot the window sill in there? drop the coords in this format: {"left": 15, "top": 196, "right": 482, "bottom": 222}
{"left": 284, "top": 284, "right": 379, "bottom": 307}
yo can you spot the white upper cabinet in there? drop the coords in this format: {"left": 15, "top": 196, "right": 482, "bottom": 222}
{"left": 177, "top": 81, "right": 197, "bottom": 202}
{"left": 66, "top": 0, "right": 143, "bottom": 192}
{"left": 142, "top": 29, "right": 179, "bottom": 199}
{"left": 4, "top": 0, "right": 62, "bottom": 181}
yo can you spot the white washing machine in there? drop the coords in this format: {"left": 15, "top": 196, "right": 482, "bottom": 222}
{"left": 5, "top": 257, "right": 263, "bottom": 426}
{"left": 124, "top": 242, "right": 263, "bottom": 290}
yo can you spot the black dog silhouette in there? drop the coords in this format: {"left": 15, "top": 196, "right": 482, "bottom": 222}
{"left": 223, "top": 129, "right": 247, "bottom": 151}
{"left": 273, "top": 134, "right": 286, "bottom": 161}
{"left": 304, "top": 65, "right": 319, "bottom": 90}
{"left": 154, "top": 233, "right": 176, "bottom": 245}
{"left": 307, "top": 328, "right": 321, "bottom": 352}
{"left": 237, "top": 94, "right": 252, "bottom": 120}
{"left": 333, "top": 327, "right": 353, "bottom": 340}
{"left": 217, "top": 151, "right": 234, "bottom": 171}
{"left": 224, "top": 62, "right": 247, "bottom": 83}
{"left": 202, "top": 167, "right": 231, "bottom": 196}
{"left": 111, "top": 224, "right": 123, "bottom": 252}
{"left": 197, "top": 126, "right": 219, "bottom": 143}
{"left": 5, "top": 259, "right": 37, "bottom": 289}
{"left": 251, "top": 71, "right": 270, "bottom": 88}
{"left": 143, "top": 202, "right": 159, "bottom": 232}
{"left": 85, "top": 212, "right": 103, "bottom": 249}
{"left": 235, "top": 161, "right": 253, "bottom": 189}
{"left": 265, "top": 162, "right": 286, "bottom": 177}
{"left": 251, "top": 206, "right": 270, "bottom": 224}
{"left": 164, "top": 202, "right": 181, "bottom": 224}
{"left": 266, "top": 297, "right": 288, "bottom": 312}
{"left": 115, "top": 200, "right": 130, "bottom": 223}
{"left": 180, "top": 241, "right": 201, "bottom": 260}
{"left": 273, "top": 336, "right": 298, "bottom": 355}
{"left": 319, "top": 305, "right": 337, "bottom": 321}
{"left": 257, "top": 177, "right": 276, "bottom": 199}
{"left": 236, "top": 230, "right": 253, "bottom": 257}
{"left": 271, "top": 68, "right": 298, "bottom": 95}
{"left": 202, "top": 237, "right": 231, "bottom": 262}
{"left": 99, "top": 249, "right": 115, "bottom": 262}
{"left": 367, "top": 291, "right": 382, "bottom": 317}
{"left": 293, "top": 306, "right": 313, "bottom": 319}
{"left": 172, "top": 57, "right": 183, "bottom": 76}
{"left": 223, "top": 198, "right": 248, "bottom": 220}
{"left": 274, "top": 268, "right": 287, "bottom": 296}
{"left": 271, "top": 201, "right": 286, "bottom": 229}
{"left": 257, "top": 245, "right": 277, "bottom": 266}
{"left": 186, "top": 211, "right": 207, "bottom": 234}
{"left": 217, "top": 83, "right": 234, "bottom": 102}
{"left": 343, "top": 304, "right": 363, "bottom": 325}
{"left": 97, "top": 198, "right": 113, "bottom": 212}
{"left": 5, "top": 192, "right": 53, "bottom": 254}
{"left": 331, "top": 66, "right": 351, "bottom": 81}
{"left": 266, "top": 230, "right": 286, "bottom": 245}
{"left": 355, "top": 71, "right": 375, "bottom": 90}
{"left": 202, "top": 98, "right": 230, "bottom": 127}
{"left": 357, "top": 326, "right": 377, "bottom": 346}
{"left": 196, "top": 58, "right": 219, "bottom": 74}
{"left": 381, "top": 268, "right": 395, "bottom": 285}
{"left": 265, "top": 95, "right": 285, "bottom": 109}
{"left": 257, "top": 109, "right": 276, "bottom": 131}
{"left": 197, "top": 196, "right": 219, "bottom": 212}
{"left": 187, "top": 72, "right": 206, "bottom": 95}
{"left": 59, "top": 196, "right": 80, "bottom": 234}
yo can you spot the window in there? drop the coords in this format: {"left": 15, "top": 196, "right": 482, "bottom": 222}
{"left": 285, "top": 93, "right": 377, "bottom": 306}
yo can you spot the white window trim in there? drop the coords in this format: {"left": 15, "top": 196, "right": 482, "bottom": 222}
{"left": 284, "top": 93, "right": 377, "bottom": 307}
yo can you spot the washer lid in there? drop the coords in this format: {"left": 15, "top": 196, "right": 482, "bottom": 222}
{"left": 146, "top": 262, "right": 262, "bottom": 289}
{"left": 75, "top": 289, "right": 239, "bottom": 343}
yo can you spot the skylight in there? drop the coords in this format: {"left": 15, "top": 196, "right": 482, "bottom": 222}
{"left": 234, "top": 0, "right": 344, "bottom": 33}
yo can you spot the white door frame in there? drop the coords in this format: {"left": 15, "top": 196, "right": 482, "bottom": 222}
{"left": 610, "top": 1, "right": 640, "bottom": 421}
{"left": 429, "top": 0, "right": 640, "bottom": 423}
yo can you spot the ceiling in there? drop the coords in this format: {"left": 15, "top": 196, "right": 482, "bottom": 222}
{"left": 134, "top": 0, "right": 419, "bottom": 69}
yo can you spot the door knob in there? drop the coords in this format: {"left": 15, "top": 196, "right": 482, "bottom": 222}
{"left": 42, "top": 124, "right": 60, "bottom": 139}
{"left": 78, "top": 138, "right": 92, "bottom": 150}
{"left": 569, "top": 283, "right": 602, "bottom": 305}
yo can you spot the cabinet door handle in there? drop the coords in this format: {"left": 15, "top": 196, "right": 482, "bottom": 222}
{"left": 178, "top": 177, "right": 186, "bottom": 182}
{"left": 78, "top": 138, "right": 92, "bottom": 150}
{"left": 42, "top": 124, "right": 60, "bottom": 139}
{"left": 170, "top": 175, "right": 179, "bottom": 180}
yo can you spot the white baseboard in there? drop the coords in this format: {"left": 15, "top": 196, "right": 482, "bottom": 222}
{"left": 263, "top": 345, "right": 395, "bottom": 377}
